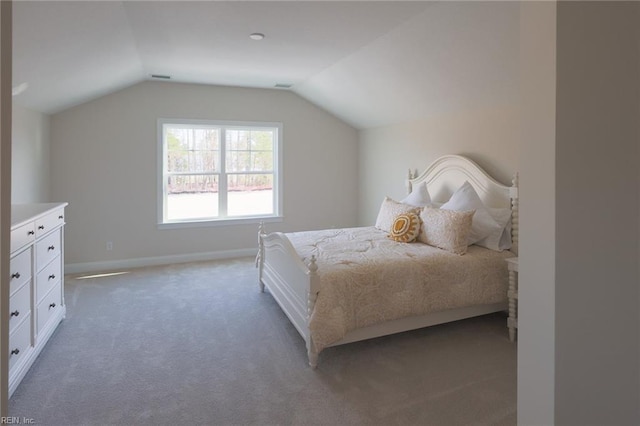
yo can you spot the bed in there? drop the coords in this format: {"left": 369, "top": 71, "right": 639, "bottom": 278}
{"left": 257, "top": 155, "right": 519, "bottom": 368}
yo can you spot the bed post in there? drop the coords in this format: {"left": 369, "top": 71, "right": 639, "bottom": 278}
{"left": 510, "top": 173, "right": 519, "bottom": 255}
{"left": 256, "top": 221, "right": 266, "bottom": 292}
{"left": 307, "top": 255, "right": 320, "bottom": 368}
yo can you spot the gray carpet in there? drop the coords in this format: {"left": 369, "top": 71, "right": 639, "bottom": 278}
{"left": 9, "top": 257, "right": 516, "bottom": 425}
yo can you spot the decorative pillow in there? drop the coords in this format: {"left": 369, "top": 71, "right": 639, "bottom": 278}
{"left": 389, "top": 212, "right": 421, "bottom": 243}
{"left": 475, "top": 207, "right": 512, "bottom": 251}
{"left": 440, "top": 181, "right": 502, "bottom": 245}
{"left": 401, "top": 181, "right": 432, "bottom": 207}
{"left": 375, "top": 197, "right": 419, "bottom": 233}
{"left": 418, "top": 207, "right": 475, "bottom": 255}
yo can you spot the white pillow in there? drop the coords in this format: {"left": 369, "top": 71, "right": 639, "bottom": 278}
{"left": 499, "top": 219, "right": 513, "bottom": 250}
{"left": 440, "top": 181, "right": 502, "bottom": 245}
{"left": 375, "top": 197, "right": 419, "bottom": 233}
{"left": 401, "top": 182, "right": 432, "bottom": 207}
{"left": 475, "top": 207, "right": 512, "bottom": 251}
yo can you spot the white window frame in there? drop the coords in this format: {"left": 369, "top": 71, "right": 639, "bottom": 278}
{"left": 157, "top": 118, "right": 283, "bottom": 229}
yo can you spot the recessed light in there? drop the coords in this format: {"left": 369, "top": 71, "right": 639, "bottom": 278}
{"left": 249, "top": 33, "right": 265, "bottom": 41}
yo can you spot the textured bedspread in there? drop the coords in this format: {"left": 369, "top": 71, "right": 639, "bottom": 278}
{"left": 286, "top": 226, "right": 514, "bottom": 352}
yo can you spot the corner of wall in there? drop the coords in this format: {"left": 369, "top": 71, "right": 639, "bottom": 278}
{"left": 11, "top": 104, "right": 51, "bottom": 203}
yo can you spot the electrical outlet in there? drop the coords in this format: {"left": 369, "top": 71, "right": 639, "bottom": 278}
{"left": 106, "top": 241, "right": 113, "bottom": 251}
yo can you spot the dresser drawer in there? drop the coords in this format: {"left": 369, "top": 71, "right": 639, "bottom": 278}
{"left": 36, "top": 256, "right": 61, "bottom": 304}
{"left": 37, "top": 282, "right": 62, "bottom": 335}
{"left": 9, "top": 283, "right": 30, "bottom": 335}
{"left": 9, "top": 317, "right": 31, "bottom": 372}
{"left": 11, "top": 222, "right": 35, "bottom": 253}
{"left": 9, "top": 203, "right": 67, "bottom": 398}
{"left": 35, "top": 208, "right": 65, "bottom": 238}
{"left": 36, "top": 229, "right": 61, "bottom": 271}
{"left": 9, "top": 248, "right": 32, "bottom": 295}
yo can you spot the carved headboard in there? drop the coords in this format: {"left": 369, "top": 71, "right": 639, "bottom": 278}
{"left": 407, "top": 155, "right": 518, "bottom": 254}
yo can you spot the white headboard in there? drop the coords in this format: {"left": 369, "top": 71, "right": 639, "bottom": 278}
{"left": 407, "top": 155, "right": 519, "bottom": 253}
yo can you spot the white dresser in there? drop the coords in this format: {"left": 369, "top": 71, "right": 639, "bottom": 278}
{"left": 9, "top": 203, "right": 68, "bottom": 396}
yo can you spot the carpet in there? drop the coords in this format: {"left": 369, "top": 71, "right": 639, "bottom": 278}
{"left": 9, "top": 257, "right": 516, "bottom": 425}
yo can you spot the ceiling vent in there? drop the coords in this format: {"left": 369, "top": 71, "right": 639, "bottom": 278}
{"left": 274, "top": 83, "right": 292, "bottom": 89}
{"left": 151, "top": 74, "right": 171, "bottom": 80}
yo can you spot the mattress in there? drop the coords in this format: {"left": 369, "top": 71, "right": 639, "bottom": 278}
{"left": 286, "top": 226, "right": 515, "bottom": 351}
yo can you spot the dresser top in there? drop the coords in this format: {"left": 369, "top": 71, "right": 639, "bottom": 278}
{"left": 12, "top": 203, "right": 68, "bottom": 229}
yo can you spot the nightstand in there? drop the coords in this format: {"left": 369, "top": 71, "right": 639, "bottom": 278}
{"left": 505, "top": 257, "right": 518, "bottom": 342}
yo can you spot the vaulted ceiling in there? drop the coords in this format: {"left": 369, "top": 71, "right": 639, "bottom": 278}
{"left": 12, "top": 1, "right": 519, "bottom": 129}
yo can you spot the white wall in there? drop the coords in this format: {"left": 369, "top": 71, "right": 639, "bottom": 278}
{"left": 356, "top": 1, "right": 520, "bottom": 225}
{"left": 358, "top": 107, "right": 519, "bottom": 225}
{"left": 50, "top": 81, "right": 358, "bottom": 268}
{"left": 554, "top": 2, "right": 639, "bottom": 423}
{"left": 517, "top": 2, "right": 556, "bottom": 424}
{"left": 518, "top": 2, "right": 640, "bottom": 424}
{"left": 11, "top": 104, "right": 50, "bottom": 203}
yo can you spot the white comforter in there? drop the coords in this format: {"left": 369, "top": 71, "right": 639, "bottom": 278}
{"left": 286, "top": 226, "right": 514, "bottom": 352}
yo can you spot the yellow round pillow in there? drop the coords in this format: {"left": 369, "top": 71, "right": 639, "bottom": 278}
{"left": 389, "top": 212, "right": 420, "bottom": 243}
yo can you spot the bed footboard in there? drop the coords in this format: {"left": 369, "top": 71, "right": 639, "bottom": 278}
{"left": 257, "top": 223, "right": 321, "bottom": 368}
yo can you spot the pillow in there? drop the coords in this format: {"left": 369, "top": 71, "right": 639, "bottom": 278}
{"left": 418, "top": 207, "right": 475, "bottom": 255}
{"left": 389, "top": 212, "right": 421, "bottom": 243}
{"left": 440, "top": 181, "right": 502, "bottom": 245}
{"left": 375, "top": 197, "right": 419, "bottom": 233}
{"left": 401, "top": 181, "right": 432, "bottom": 207}
{"left": 498, "top": 219, "right": 513, "bottom": 250}
{"left": 475, "top": 207, "right": 512, "bottom": 251}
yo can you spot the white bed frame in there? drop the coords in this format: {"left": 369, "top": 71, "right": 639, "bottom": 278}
{"left": 257, "top": 155, "right": 519, "bottom": 368}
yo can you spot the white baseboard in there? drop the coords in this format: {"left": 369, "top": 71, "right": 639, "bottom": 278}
{"left": 65, "top": 248, "right": 257, "bottom": 275}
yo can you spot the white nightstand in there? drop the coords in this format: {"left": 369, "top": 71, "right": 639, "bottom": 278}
{"left": 505, "top": 257, "right": 518, "bottom": 342}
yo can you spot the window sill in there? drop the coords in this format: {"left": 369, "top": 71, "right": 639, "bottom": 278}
{"left": 158, "top": 215, "right": 283, "bottom": 230}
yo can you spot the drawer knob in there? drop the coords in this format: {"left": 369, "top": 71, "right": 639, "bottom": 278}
{"left": 28, "top": 230, "right": 35, "bottom": 236}
{"left": 38, "top": 225, "right": 45, "bottom": 230}
{"left": 48, "top": 274, "right": 56, "bottom": 280}
{"left": 48, "top": 245, "right": 55, "bottom": 251}
{"left": 10, "top": 348, "right": 19, "bottom": 356}
{"left": 10, "top": 310, "right": 19, "bottom": 317}
{"left": 49, "top": 302, "right": 56, "bottom": 309}
{"left": 11, "top": 272, "right": 20, "bottom": 279}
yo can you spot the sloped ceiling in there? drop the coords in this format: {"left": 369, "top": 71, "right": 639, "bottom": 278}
{"left": 297, "top": 1, "right": 520, "bottom": 129}
{"left": 13, "top": 1, "right": 519, "bottom": 130}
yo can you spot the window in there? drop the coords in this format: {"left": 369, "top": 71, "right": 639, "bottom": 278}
{"left": 158, "top": 119, "right": 282, "bottom": 227}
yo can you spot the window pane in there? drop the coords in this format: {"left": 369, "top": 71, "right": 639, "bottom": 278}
{"left": 226, "top": 129, "right": 274, "bottom": 172}
{"left": 227, "top": 174, "right": 273, "bottom": 216}
{"left": 251, "top": 151, "right": 273, "bottom": 172}
{"left": 160, "top": 120, "right": 280, "bottom": 224}
{"left": 250, "top": 131, "right": 274, "bottom": 151}
{"left": 167, "top": 174, "right": 219, "bottom": 220}
{"left": 166, "top": 127, "right": 219, "bottom": 172}
{"left": 226, "top": 151, "right": 251, "bottom": 172}
{"left": 226, "top": 129, "right": 249, "bottom": 150}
